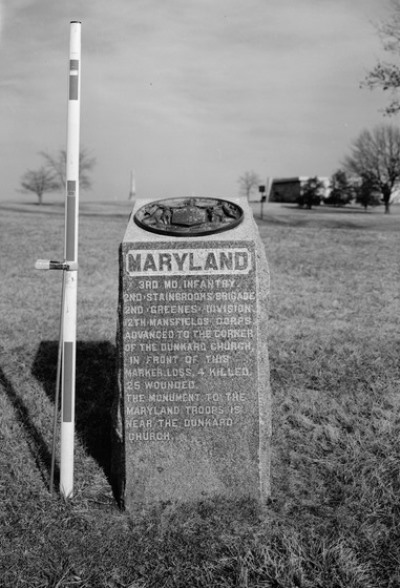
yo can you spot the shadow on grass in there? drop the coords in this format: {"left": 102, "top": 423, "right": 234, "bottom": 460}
{"left": 0, "top": 365, "right": 58, "bottom": 488}
{"left": 31, "top": 340, "right": 118, "bottom": 494}
{"left": 0, "top": 201, "right": 132, "bottom": 218}
{"left": 256, "top": 215, "right": 363, "bottom": 230}
{"left": 253, "top": 204, "right": 397, "bottom": 231}
{"left": 280, "top": 204, "right": 378, "bottom": 214}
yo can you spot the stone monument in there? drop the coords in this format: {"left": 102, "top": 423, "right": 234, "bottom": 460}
{"left": 114, "top": 196, "right": 271, "bottom": 509}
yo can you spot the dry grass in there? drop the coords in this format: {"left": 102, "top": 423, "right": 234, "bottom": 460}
{"left": 1, "top": 200, "right": 399, "bottom": 587}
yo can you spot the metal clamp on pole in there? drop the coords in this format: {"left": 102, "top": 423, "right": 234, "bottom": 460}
{"left": 35, "top": 259, "right": 79, "bottom": 271}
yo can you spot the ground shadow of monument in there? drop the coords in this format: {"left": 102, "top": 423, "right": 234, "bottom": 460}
{"left": 32, "top": 340, "right": 118, "bottom": 495}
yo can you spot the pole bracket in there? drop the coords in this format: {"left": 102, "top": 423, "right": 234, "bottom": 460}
{"left": 35, "top": 259, "right": 78, "bottom": 271}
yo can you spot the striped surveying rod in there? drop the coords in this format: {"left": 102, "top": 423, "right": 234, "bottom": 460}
{"left": 60, "top": 21, "right": 81, "bottom": 498}
{"left": 35, "top": 21, "right": 81, "bottom": 498}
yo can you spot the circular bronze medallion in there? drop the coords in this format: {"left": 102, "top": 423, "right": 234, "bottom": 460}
{"left": 134, "top": 197, "right": 244, "bottom": 237}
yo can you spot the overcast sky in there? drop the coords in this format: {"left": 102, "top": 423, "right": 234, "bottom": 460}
{"left": 0, "top": 0, "right": 395, "bottom": 202}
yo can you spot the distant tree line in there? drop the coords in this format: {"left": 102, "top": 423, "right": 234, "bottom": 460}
{"left": 238, "top": 1, "right": 400, "bottom": 215}
{"left": 20, "top": 148, "right": 96, "bottom": 205}
{"left": 239, "top": 122, "right": 400, "bottom": 214}
{"left": 342, "top": 124, "right": 400, "bottom": 213}
{"left": 325, "top": 123, "right": 400, "bottom": 214}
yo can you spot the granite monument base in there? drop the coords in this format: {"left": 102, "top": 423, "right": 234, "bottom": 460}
{"left": 114, "top": 197, "right": 271, "bottom": 508}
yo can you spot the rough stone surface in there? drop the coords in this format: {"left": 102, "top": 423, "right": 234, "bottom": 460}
{"left": 115, "top": 197, "right": 271, "bottom": 508}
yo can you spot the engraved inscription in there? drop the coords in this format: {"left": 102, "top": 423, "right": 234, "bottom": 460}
{"left": 122, "top": 243, "right": 257, "bottom": 442}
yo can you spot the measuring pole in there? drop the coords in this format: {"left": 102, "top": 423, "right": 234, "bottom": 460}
{"left": 60, "top": 21, "right": 81, "bottom": 498}
{"left": 259, "top": 185, "right": 266, "bottom": 220}
{"left": 128, "top": 169, "right": 136, "bottom": 200}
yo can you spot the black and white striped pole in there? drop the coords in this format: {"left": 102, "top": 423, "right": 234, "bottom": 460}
{"left": 259, "top": 185, "right": 266, "bottom": 220}
{"left": 60, "top": 20, "right": 81, "bottom": 498}
{"left": 35, "top": 21, "right": 81, "bottom": 498}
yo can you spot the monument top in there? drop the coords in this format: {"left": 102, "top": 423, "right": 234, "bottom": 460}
{"left": 133, "top": 197, "right": 243, "bottom": 237}
{"left": 124, "top": 196, "right": 255, "bottom": 244}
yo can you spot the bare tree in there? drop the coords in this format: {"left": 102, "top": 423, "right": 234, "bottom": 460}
{"left": 343, "top": 124, "right": 400, "bottom": 213}
{"left": 20, "top": 167, "right": 59, "bottom": 205}
{"left": 363, "top": 0, "right": 400, "bottom": 115}
{"left": 41, "top": 148, "right": 96, "bottom": 191}
{"left": 238, "top": 171, "right": 261, "bottom": 200}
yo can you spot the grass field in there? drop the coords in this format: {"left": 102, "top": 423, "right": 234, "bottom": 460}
{"left": 1, "top": 200, "right": 399, "bottom": 587}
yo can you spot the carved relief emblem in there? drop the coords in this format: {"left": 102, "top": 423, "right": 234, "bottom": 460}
{"left": 134, "top": 197, "right": 244, "bottom": 236}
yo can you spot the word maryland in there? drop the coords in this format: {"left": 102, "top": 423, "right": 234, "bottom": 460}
{"left": 125, "top": 248, "right": 253, "bottom": 276}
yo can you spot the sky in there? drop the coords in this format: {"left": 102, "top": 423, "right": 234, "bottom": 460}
{"left": 0, "top": 0, "right": 396, "bottom": 202}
